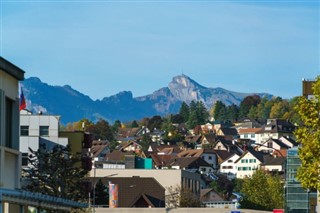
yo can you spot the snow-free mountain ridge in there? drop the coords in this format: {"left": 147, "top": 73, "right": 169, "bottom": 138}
{"left": 21, "top": 75, "right": 272, "bottom": 124}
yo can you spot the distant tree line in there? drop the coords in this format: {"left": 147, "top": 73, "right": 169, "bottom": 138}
{"left": 211, "top": 95, "right": 301, "bottom": 125}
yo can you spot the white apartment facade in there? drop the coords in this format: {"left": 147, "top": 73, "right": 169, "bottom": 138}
{"left": 19, "top": 109, "right": 68, "bottom": 166}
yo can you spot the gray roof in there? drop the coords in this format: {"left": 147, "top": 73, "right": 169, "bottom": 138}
{"left": 0, "top": 57, "right": 25, "bottom": 80}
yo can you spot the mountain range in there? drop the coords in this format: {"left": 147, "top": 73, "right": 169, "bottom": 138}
{"left": 21, "top": 74, "right": 272, "bottom": 124}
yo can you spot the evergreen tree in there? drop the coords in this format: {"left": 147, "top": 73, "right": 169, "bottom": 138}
{"left": 131, "top": 120, "right": 139, "bottom": 128}
{"left": 112, "top": 120, "right": 121, "bottom": 132}
{"left": 179, "top": 102, "right": 190, "bottom": 123}
{"left": 94, "top": 179, "right": 109, "bottom": 206}
{"left": 226, "top": 104, "right": 239, "bottom": 121}
{"left": 213, "top": 101, "right": 227, "bottom": 121}
{"left": 22, "top": 144, "right": 88, "bottom": 202}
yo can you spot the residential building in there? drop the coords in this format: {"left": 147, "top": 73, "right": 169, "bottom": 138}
{"left": 234, "top": 148, "right": 265, "bottom": 179}
{"left": 91, "top": 169, "right": 204, "bottom": 202}
{"left": 219, "top": 153, "right": 239, "bottom": 179}
{"left": 20, "top": 109, "right": 68, "bottom": 166}
{"left": 98, "top": 176, "right": 165, "bottom": 208}
{"left": 238, "top": 128, "right": 262, "bottom": 142}
{"left": 177, "top": 149, "right": 218, "bottom": 169}
{"left": 256, "top": 119, "right": 296, "bottom": 144}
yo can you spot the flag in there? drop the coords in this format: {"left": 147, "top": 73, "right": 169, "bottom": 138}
{"left": 19, "top": 88, "right": 26, "bottom": 111}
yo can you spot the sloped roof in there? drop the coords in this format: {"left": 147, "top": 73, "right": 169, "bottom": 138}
{"left": 105, "top": 150, "right": 135, "bottom": 161}
{"left": 220, "top": 127, "right": 238, "bottom": 136}
{"left": 261, "top": 155, "right": 286, "bottom": 166}
{"left": 101, "top": 176, "right": 165, "bottom": 208}
{"left": 177, "top": 149, "right": 216, "bottom": 158}
{"left": 262, "top": 138, "right": 290, "bottom": 149}
{"left": 202, "top": 133, "right": 216, "bottom": 143}
{"left": 150, "top": 154, "right": 174, "bottom": 167}
{"left": 214, "top": 150, "right": 235, "bottom": 162}
{"left": 168, "top": 156, "right": 211, "bottom": 168}
{"left": 90, "top": 140, "right": 109, "bottom": 158}
{"left": 185, "top": 135, "right": 202, "bottom": 143}
{"left": 258, "top": 119, "right": 296, "bottom": 134}
{"left": 117, "top": 127, "right": 140, "bottom": 138}
{"left": 234, "top": 147, "right": 266, "bottom": 163}
{"left": 238, "top": 128, "right": 262, "bottom": 134}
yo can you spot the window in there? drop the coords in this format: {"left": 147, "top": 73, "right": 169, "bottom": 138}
{"left": 5, "top": 98, "right": 13, "bottom": 148}
{"left": 249, "top": 159, "right": 256, "bottom": 163}
{"left": 208, "top": 156, "right": 212, "bottom": 160}
{"left": 227, "top": 166, "right": 233, "bottom": 169}
{"left": 228, "top": 160, "right": 233, "bottom": 163}
{"left": 20, "top": 126, "right": 29, "bottom": 136}
{"left": 267, "top": 142, "right": 273, "bottom": 148}
{"left": 244, "top": 134, "right": 248, "bottom": 138}
{"left": 241, "top": 159, "right": 248, "bottom": 163}
{"left": 251, "top": 134, "right": 255, "bottom": 138}
{"left": 39, "top": 126, "right": 49, "bottom": 136}
{"left": 222, "top": 166, "right": 227, "bottom": 169}
{"left": 22, "top": 153, "right": 28, "bottom": 166}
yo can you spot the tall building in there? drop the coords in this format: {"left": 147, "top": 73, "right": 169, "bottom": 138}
{"left": 0, "top": 57, "right": 86, "bottom": 212}
{"left": 285, "top": 147, "right": 316, "bottom": 213}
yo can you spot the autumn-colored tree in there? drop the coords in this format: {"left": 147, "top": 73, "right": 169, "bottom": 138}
{"left": 270, "top": 99, "right": 290, "bottom": 119}
{"left": 295, "top": 76, "right": 320, "bottom": 190}
{"left": 239, "top": 95, "right": 261, "bottom": 118}
{"left": 87, "top": 119, "right": 114, "bottom": 141}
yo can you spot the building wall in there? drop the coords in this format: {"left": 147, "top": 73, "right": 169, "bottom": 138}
{"left": 220, "top": 154, "right": 239, "bottom": 176}
{"left": 235, "top": 152, "right": 260, "bottom": 179}
{"left": 95, "top": 208, "right": 272, "bottom": 213}
{"left": 0, "top": 68, "right": 22, "bottom": 189}
{"left": 91, "top": 169, "right": 204, "bottom": 195}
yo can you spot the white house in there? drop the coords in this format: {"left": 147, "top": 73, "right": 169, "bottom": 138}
{"left": 238, "top": 128, "right": 262, "bottom": 143}
{"left": 234, "top": 149, "right": 265, "bottom": 179}
{"left": 219, "top": 153, "right": 240, "bottom": 179}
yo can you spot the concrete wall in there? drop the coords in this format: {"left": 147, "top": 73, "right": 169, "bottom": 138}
{"left": 95, "top": 208, "right": 272, "bottom": 213}
{"left": 91, "top": 169, "right": 205, "bottom": 195}
{"left": 0, "top": 69, "right": 21, "bottom": 189}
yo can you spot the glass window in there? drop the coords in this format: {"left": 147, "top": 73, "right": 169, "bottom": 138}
{"left": 39, "top": 126, "right": 49, "bottom": 136}
{"left": 5, "top": 98, "right": 13, "bottom": 148}
{"left": 208, "top": 156, "right": 212, "bottom": 160}
{"left": 22, "top": 153, "right": 28, "bottom": 166}
{"left": 251, "top": 134, "right": 255, "bottom": 138}
{"left": 21, "top": 126, "right": 29, "bottom": 136}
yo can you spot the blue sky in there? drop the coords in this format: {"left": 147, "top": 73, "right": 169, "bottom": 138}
{"left": 1, "top": 0, "right": 319, "bottom": 100}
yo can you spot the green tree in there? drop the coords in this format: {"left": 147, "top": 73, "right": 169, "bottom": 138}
{"left": 226, "top": 104, "right": 239, "bottom": 121}
{"left": 87, "top": 119, "right": 114, "bottom": 141}
{"left": 240, "top": 170, "right": 284, "bottom": 210}
{"left": 179, "top": 102, "right": 190, "bottom": 123}
{"left": 112, "top": 120, "right": 121, "bottom": 132}
{"left": 94, "top": 179, "right": 109, "bottom": 206}
{"left": 295, "top": 76, "right": 320, "bottom": 190}
{"left": 22, "top": 144, "right": 88, "bottom": 203}
{"left": 139, "top": 134, "right": 153, "bottom": 151}
{"left": 213, "top": 101, "right": 227, "bottom": 121}
{"left": 131, "top": 120, "right": 139, "bottom": 128}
